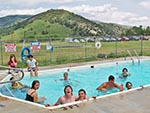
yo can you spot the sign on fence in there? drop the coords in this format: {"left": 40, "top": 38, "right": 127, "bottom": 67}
{"left": 5, "top": 43, "right": 16, "bottom": 52}
{"left": 30, "top": 42, "right": 40, "bottom": 50}
{"left": 46, "top": 45, "right": 54, "bottom": 52}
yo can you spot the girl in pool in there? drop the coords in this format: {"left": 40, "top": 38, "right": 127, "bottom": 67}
{"left": 25, "top": 80, "right": 45, "bottom": 103}
{"left": 118, "top": 68, "right": 130, "bottom": 79}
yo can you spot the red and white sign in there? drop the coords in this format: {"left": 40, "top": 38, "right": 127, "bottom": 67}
{"left": 5, "top": 43, "right": 16, "bottom": 52}
{"left": 30, "top": 42, "right": 40, "bottom": 50}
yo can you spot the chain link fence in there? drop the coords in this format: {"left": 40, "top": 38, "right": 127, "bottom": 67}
{"left": 0, "top": 38, "right": 150, "bottom": 67}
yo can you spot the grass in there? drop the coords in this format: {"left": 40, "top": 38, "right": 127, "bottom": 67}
{"left": 0, "top": 39, "right": 150, "bottom": 68}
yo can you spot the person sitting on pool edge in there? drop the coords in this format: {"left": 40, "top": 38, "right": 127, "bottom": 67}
{"left": 76, "top": 89, "right": 89, "bottom": 101}
{"left": 25, "top": 80, "right": 45, "bottom": 103}
{"left": 96, "top": 75, "right": 123, "bottom": 92}
{"left": 8, "top": 54, "right": 20, "bottom": 76}
{"left": 26, "top": 55, "right": 38, "bottom": 76}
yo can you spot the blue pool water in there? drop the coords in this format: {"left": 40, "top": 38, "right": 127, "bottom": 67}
{"left": 1, "top": 60, "right": 150, "bottom": 105}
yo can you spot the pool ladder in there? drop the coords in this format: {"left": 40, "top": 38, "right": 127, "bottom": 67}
{"left": 126, "top": 50, "right": 140, "bottom": 64}
{"left": 127, "top": 50, "right": 134, "bottom": 64}
{"left": 0, "top": 66, "right": 24, "bottom": 84}
{"left": 133, "top": 49, "right": 140, "bottom": 64}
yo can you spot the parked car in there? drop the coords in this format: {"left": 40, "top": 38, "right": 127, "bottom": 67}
{"left": 73, "top": 39, "right": 80, "bottom": 43}
{"left": 115, "top": 37, "right": 122, "bottom": 41}
{"left": 130, "top": 36, "right": 140, "bottom": 40}
{"left": 121, "top": 36, "right": 130, "bottom": 41}
{"left": 139, "top": 36, "right": 148, "bottom": 40}
{"left": 80, "top": 39, "right": 85, "bottom": 43}
{"left": 110, "top": 37, "right": 117, "bottom": 42}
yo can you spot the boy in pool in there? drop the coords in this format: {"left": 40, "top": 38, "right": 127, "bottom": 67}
{"left": 75, "top": 89, "right": 89, "bottom": 101}
{"left": 10, "top": 77, "right": 24, "bottom": 89}
{"left": 55, "top": 72, "right": 79, "bottom": 86}
{"left": 126, "top": 82, "right": 144, "bottom": 90}
{"left": 126, "top": 82, "right": 132, "bottom": 90}
{"left": 45, "top": 85, "right": 76, "bottom": 107}
{"left": 10, "top": 77, "right": 30, "bottom": 89}
{"left": 96, "top": 75, "right": 123, "bottom": 92}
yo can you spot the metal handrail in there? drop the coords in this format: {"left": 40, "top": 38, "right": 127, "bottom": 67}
{"left": 127, "top": 50, "right": 134, "bottom": 64}
{"left": 133, "top": 49, "right": 140, "bottom": 64}
{"left": 0, "top": 66, "right": 24, "bottom": 84}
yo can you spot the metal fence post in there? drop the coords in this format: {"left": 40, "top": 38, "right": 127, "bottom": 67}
{"left": 140, "top": 38, "right": 143, "bottom": 55}
{"left": 115, "top": 40, "right": 118, "bottom": 58}
{"left": 0, "top": 41, "right": 3, "bottom": 65}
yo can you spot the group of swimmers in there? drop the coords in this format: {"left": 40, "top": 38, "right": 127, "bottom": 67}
{"left": 24, "top": 71, "right": 133, "bottom": 106}
{"left": 8, "top": 54, "right": 137, "bottom": 106}
{"left": 9, "top": 66, "right": 132, "bottom": 105}
{"left": 24, "top": 80, "right": 89, "bottom": 106}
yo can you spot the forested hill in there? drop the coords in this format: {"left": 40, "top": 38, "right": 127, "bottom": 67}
{"left": 0, "top": 9, "right": 128, "bottom": 39}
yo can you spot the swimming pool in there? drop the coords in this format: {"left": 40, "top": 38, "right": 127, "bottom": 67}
{"left": 1, "top": 59, "right": 150, "bottom": 105}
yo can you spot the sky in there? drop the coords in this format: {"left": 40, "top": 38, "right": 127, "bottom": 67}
{"left": 0, "top": 0, "right": 150, "bottom": 27}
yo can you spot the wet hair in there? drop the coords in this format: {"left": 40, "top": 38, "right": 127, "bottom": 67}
{"left": 64, "top": 72, "right": 68, "bottom": 76}
{"left": 78, "top": 89, "right": 86, "bottom": 95}
{"left": 64, "top": 85, "right": 73, "bottom": 94}
{"left": 108, "top": 75, "right": 115, "bottom": 81}
{"left": 28, "top": 54, "right": 33, "bottom": 58}
{"left": 31, "top": 80, "right": 39, "bottom": 89}
{"left": 91, "top": 65, "right": 94, "bottom": 68}
{"left": 122, "top": 68, "right": 128, "bottom": 72}
{"left": 126, "top": 82, "right": 132, "bottom": 88}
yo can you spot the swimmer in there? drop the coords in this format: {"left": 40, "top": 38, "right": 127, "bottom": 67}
{"left": 45, "top": 85, "right": 76, "bottom": 107}
{"left": 55, "top": 72, "right": 79, "bottom": 86}
{"left": 54, "top": 85, "right": 76, "bottom": 105}
{"left": 96, "top": 75, "right": 123, "bottom": 92}
{"left": 10, "top": 77, "right": 24, "bottom": 89}
{"left": 126, "top": 82, "right": 144, "bottom": 90}
{"left": 25, "top": 80, "right": 45, "bottom": 103}
{"left": 76, "top": 89, "right": 89, "bottom": 101}
{"left": 126, "top": 82, "right": 132, "bottom": 90}
{"left": 121, "top": 68, "right": 130, "bottom": 77}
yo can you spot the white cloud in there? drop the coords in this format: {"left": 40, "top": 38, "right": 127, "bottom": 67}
{"left": 128, "top": 16, "right": 150, "bottom": 27}
{"left": 138, "top": 0, "right": 150, "bottom": 9}
{"left": 59, "top": 4, "right": 150, "bottom": 26}
{"left": 129, "top": 16, "right": 148, "bottom": 22}
{"left": 0, "top": 0, "right": 76, "bottom": 6}
{"left": 0, "top": 7, "right": 49, "bottom": 17}
{"left": 0, "top": 2, "right": 149, "bottom": 26}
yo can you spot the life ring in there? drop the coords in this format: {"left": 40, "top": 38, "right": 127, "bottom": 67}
{"left": 21, "top": 47, "right": 30, "bottom": 63}
{"left": 95, "top": 42, "right": 101, "bottom": 49}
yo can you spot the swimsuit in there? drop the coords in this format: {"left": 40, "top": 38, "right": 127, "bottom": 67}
{"left": 25, "top": 91, "right": 35, "bottom": 102}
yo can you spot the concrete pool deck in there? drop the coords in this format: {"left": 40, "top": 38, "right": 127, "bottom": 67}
{"left": 0, "top": 56, "right": 150, "bottom": 113}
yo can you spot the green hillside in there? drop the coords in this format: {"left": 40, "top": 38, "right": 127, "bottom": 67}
{"left": 0, "top": 9, "right": 128, "bottom": 40}
{"left": 0, "top": 15, "right": 32, "bottom": 28}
